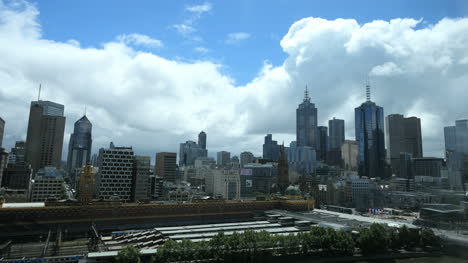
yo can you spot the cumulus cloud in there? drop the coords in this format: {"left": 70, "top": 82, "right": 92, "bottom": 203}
{"left": 226, "top": 32, "right": 251, "bottom": 44}
{"left": 1, "top": 1, "right": 468, "bottom": 162}
{"left": 117, "top": 33, "right": 163, "bottom": 48}
{"left": 370, "top": 62, "right": 403, "bottom": 76}
{"left": 186, "top": 2, "right": 212, "bottom": 16}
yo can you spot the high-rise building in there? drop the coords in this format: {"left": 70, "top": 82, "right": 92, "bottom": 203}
{"left": 66, "top": 115, "right": 92, "bottom": 180}
{"left": 2, "top": 142, "right": 32, "bottom": 191}
{"left": 133, "top": 156, "right": 150, "bottom": 201}
{"left": 317, "top": 126, "right": 328, "bottom": 162}
{"left": 240, "top": 151, "right": 254, "bottom": 168}
{"left": 288, "top": 141, "right": 316, "bottom": 176}
{"left": 8, "top": 141, "right": 26, "bottom": 164}
{"left": 155, "top": 152, "right": 177, "bottom": 182}
{"left": 205, "top": 168, "right": 240, "bottom": 200}
{"left": 328, "top": 118, "right": 345, "bottom": 149}
{"left": 341, "top": 140, "right": 358, "bottom": 171}
{"left": 413, "top": 157, "right": 444, "bottom": 178}
{"left": 262, "top": 134, "right": 279, "bottom": 161}
{"left": 399, "top": 152, "right": 414, "bottom": 192}
{"left": 277, "top": 144, "right": 289, "bottom": 192}
{"left": 95, "top": 142, "right": 134, "bottom": 201}
{"left": 148, "top": 175, "right": 164, "bottom": 200}
{"left": 445, "top": 120, "right": 468, "bottom": 190}
{"left": 25, "top": 100, "right": 66, "bottom": 174}
{"left": 231, "top": 156, "right": 239, "bottom": 164}
{"left": 385, "top": 114, "right": 422, "bottom": 176}
{"left": 198, "top": 131, "right": 207, "bottom": 150}
{"left": 179, "top": 140, "right": 207, "bottom": 166}
{"left": 296, "top": 86, "right": 318, "bottom": 148}
{"left": 354, "top": 84, "right": 386, "bottom": 178}
{"left": 0, "top": 148, "right": 8, "bottom": 187}
{"left": 328, "top": 118, "right": 345, "bottom": 166}
{"left": 0, "top": 117, "right": 4, "bottom": 147}
{"left": 217, "top": 151, "right": 231, "bottom": 166}
{"left": 30, "top": 167, "right": 64, "bottom": 202}
{"left": 78, "top": 165, "right": 94, "bottom": 205}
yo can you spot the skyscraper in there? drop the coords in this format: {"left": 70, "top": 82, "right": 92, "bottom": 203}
{"left": 0, "top": 117, "right": 4, "bottom": 147}
{"left": 317, "top": 126, "right": 328, "bottom": 162}
{"left": 385, "top": 114, "right": 422, "bottom": 176}
{"left": 262, "top": 134, "right": 279, "bottom": 161}
{"left": 296, "top": 86, "right": 318, "bottom": 148}
{"left": 155, "top": 152, "right": 177, "bottom": 182}
{"left": 25, "top": 100, "right": 66, "bottom": 174}
{"left": 355, "top": 84, "right": 386, "bottom": 178}
{"left": 328, "top": 118, "right": 345, "bottom": 149}
{"left": 277, "top": 144, "right": 289, "bottom": 192}
{"left": 66, "top": 115, "right": 92, "bottom": 178}
{"left": 95, "top": 142, "right": 134, "bottom": 201}
{"left": 445, "top": 120, "right": 468, "bottom": 190}
{"left": 240, "top": 151, "right": 254, "bottom": 168}
{"left": 133, "top": 155, "right": 151, "bottom": 201}
{"left": 341, "top": 140, "right": 358, "bottom": 171}
{"left": 179, "top": 141, "right": 207, "bottom": 166}
{"left": 217, "top": 151, "right": 231, "bottom": 166}
{"left": 198, "top": 131, "right": 207, "bottom": 150}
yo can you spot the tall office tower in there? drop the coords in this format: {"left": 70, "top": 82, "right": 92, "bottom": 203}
{"left": 0, "top": 148, "right": 8, "bottom": 186}
{"left": 198, "top": 131, "right": 207, "bottom": 150}
{"left": 8, "top": 141, "right": 26, "bottom": 164}
{"left": 78, "top": 165, "right": 94, "bottom": 205}
{"left": 385, "top": 114, "right": 423, "bottom": 176}
{"left": 341, "top": 140, "right": 358, "bottom": 171}
{"left": 95, "top": 142, "right": 134, "bottom": 201}
{"left": 30, "top": 167, "right": 64, "bottom": 202}
{"left": 328, "top": 118, "right": 345, "bottom": 166}
{"left": 288, "top": 141, "right": 316, "bottom": 176}
{"left": 240, "top": 151, "right": 254, "bottom": 167}
{"left": 217, "top": 151, "right": 231, "bottom": 166}
{"left": 231, "top": 156, "right": 239, "bottom": 164}
{"left": 133, "top": 156, "right": 150, "bottom": 201}
{"left": 25, "top": 100, "right": 66, "bottom": 174}
{"left": 179, "top": 140, "right": 207, "bottom": 166}
{"left": 445, "top": 120, "right": 468, "bottom": 190}
{"left": 262, "top": 134, "right": 280, "bottom": 161}
{"left": 296, "top": 86, "right": 318, "bottom": 148}
{"left": 277, "top": 144, "right": 289, "bottom": 192}
{"left": 399, "top": 152, "right": 415, "bottom": 191}
{"left": 155, "top": 152, "right": 177, "bottom": 182}
{"left": 317, "top": 126, "right": 328, "bottom": 162}
{"left": 355, "top": 84, "right": 386, "bottom": 178}
{"left": 66, "top": 115, "right": 92, "bottom": 178}
{"left": 0, "top": 117, "right": 4, "bottom": 147}
{"left": 328, "top": 118, "right": 345, "bottom": 149}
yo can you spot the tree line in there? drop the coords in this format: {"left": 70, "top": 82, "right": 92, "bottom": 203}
{"left": 114, "top": 223, "right": 441, "bottom": 263}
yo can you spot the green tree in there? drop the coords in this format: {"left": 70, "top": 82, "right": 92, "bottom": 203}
{"left": 420, "top": 228, "right": 440, "bottom": 250}
{"left": 114, "top": 246, "right": 141, "bottom": 263}
{"left": 335, "top": 230, "right": 355, "bottom": 255}
{"left": 357, "top": 223, "right": 390, "bottom": 255}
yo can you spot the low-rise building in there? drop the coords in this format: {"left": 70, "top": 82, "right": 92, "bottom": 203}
{"left": 30, "top": 167, "right": 64, "bottom": 202}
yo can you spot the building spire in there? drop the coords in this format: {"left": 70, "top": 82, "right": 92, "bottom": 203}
{"left": 38, "top": 84, "right": 42, "bottom": 101}
{"left": 304, "top": 85, "right": 310, "bottom": 102}
{"left": 84, "top": 105, "right": 87, "bottom": 116}
{"left": 366, "top": 78, "right": 371, "bottom": 102}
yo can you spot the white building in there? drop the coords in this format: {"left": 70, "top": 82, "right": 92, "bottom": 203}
{"left": 205, "top": 168, "right": 240, "bottom": 200}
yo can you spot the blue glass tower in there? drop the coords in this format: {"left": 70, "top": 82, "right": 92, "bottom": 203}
{"left": 355, "top": 84, "right": 386, "bottom": 178}
{"left": 66, "top": 115, "right": 92, "bottom": 178}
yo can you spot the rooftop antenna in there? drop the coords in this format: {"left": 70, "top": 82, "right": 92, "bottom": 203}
{"left": 365, "top": 78, "right": 371, "bottom": 102}
{"left": 38, "top": 84, "right": 42, "bottom": 101}
{"left": 84, "top": 105, "right": 87, "bottom": 116}
{"left": 304, "top": 85, "right": 310, "bottom": 102}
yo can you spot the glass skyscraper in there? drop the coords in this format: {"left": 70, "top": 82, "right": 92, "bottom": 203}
{"left": 66, "top": 115, "right": 92, "bottom": 179}
{"left": 354, "top": 86, "right": 386, "bottom": 178}
{"left": 296, "top": 87, "right": 318, "bottom": 148}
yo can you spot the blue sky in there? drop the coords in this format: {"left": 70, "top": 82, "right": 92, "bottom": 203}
{"left": 36, "top": 0, "right": 465, "bottom": 85}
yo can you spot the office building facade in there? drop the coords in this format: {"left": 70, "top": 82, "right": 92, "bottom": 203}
{"left": 385, "top": 114, "right": 422, "bottom": 176}
{"left": 66, "top": 115, "right": 92, "bottom": 180}
{"left": 355, "top": 87, "right": 386, "bottom": 178}
{"left": 95, "top": 143, "right": 134, "bottom": 201}
{"left": 198, "top": 131, "right": 207, "bottom": 150}
{"left": 240, "top": 151, "right": 254, "bottom": 168}
{"left": 133, "top": 156, "right": 150, "bottom": 201}
{"left": 341, "top": 140, "right": 358, "bottom": 171}
{"left": 0, "top": 117, "right": 4, "bottom": 147}
{"left": 25, "top": 100, "right": 66, "bottom": 174}
{"left": 262, "top": 134, "right": 279, "bottom": 161}
{"left": 78, "top": 165, "right": 94, "bottom": 204}
{"left": 296, "top": 87, "right": 318, "bottom": 148}
{"left": 179, "top": 140, "right": 207, "bottom": 166}
{"left": 30, "top": 167, "right": 64, "bottom": 202}
{"left": 317, "top": 126, "right": 328, "bottom": 162}
{"left": 217, "top": 151, "right": 231, "bottom": 166}
{"left": 155, "top": 152, "right": 177, "bottom": 182}
{"left": 328, "top": 118, "right": 345, "bottom": 166}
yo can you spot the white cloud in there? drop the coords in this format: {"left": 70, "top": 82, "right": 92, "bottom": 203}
{"left": 117, "top": 33, "right": 163, "bottom": 48}
{"left": 186, "top": 2, "right": 212, "bottom": 15}
{"left": 172, "top": 24, "right": 196, "bottom": 35}
{"left": 194, "top": 46, "right": 208, "bottom": 54}
{"left": 370, "top": 62, "right": 403, "bottom": 76}
{"left": 226, "top": 32, "right": 250, "bottom": 44}
{"left": 2, "top": 2, "right": 468, "bottom": 160}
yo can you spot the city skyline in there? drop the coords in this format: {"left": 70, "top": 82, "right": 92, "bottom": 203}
{"left": 2, "top": 1, "right": 468, "bottom": 161}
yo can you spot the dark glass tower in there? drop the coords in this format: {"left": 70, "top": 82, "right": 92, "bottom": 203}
{"left": 262, "top": 134, "right": 279, "bottom": 161}
{"left": 66, "top": 115, "right": 92, "bottom": 178}
{"left": 355, "top": 84, "right": 386, "bottom": 178}
{"left": 317, "top": 126, "right": 328, "bottom": 162}
{"left": 296, "top": 86, "right": 318, "bottom": 149}
{"left": 198, "top": 131, "right": 207, "bottom": 150}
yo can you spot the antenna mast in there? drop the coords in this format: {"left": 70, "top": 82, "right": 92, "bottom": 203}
{"left": 366, "top": 78, "right": 371, "bottom": 102}
{"left": 38, "top": 84, "right": 42, "bottom": 101}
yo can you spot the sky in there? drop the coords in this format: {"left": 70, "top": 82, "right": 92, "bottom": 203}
{"left": 1, "top": 0, "right": 468, "bottom": 163}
